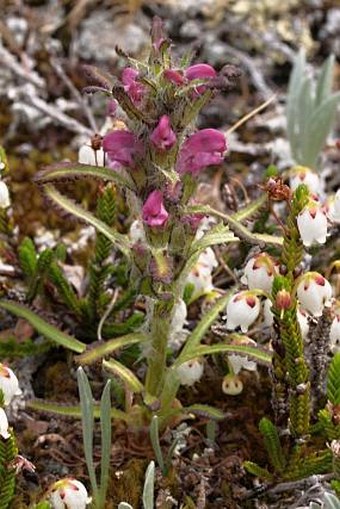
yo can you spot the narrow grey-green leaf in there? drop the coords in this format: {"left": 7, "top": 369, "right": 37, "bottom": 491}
{"left": 99, "top": 380, "right": 112, "bottom": 506}
{"left": 142, "top": 461, "right": 155, "bottom": 509}
{"left": 27, "top": 399, "right": 128, "bottom": 421}
{"left": 150, "top": 417, "right": 165, "bottom": 474}
{"left": 316, "top": 54, "right": 335, "bottom": 107}
{"left": 103, "top": 359, "right": 144, "bottom": 393}
{"left": 0, "top": 300, "right": 86, "bottom": 353}
{"left": 77, "top": 332, "right": 148, "bottom": 365}
{"left": 176, "top": 344, "right": 272, "bottom": 367}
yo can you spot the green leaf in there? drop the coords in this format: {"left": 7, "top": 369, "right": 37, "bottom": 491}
{"left": 18, "top": 237, "right": 37, "bottom": 278}
{"left": 103, "top": 358, "right": 144, "bottom": 393}
{"left": 231, "top": 195, "right": 268, "bottom": 222}
{"left": 183, "top": 404, "right": 224, "bottom": 420}
{"left": 259, "top": 417, "right": 286, "bottom": 473}
{"left": 287, "top": 50, "right": 306, "bottom": 160}
{"left": 35, "top": 162, "right": 135, "bottom": 190}
{"left": 27, "top": 399, "right": 128, "bottom": 421}
{"left": 44, "top": 185, "right": 131, "bottom": 258}
{"left": 175, "top": 343, "right": 272, "bottom": 368}
{"left": 77, "top": 332, "right": 148, "bottom": 365}
{"left": 327, "top": 353, "right": 340, "bottom": 405}
{"left": 150, "top": 416, "right": 165, "bottom": 474}
{"left": 142, "top": 461, "right": 155, "bottom": 509}
{"left": 99, "top": 380, "right": 112, "bottom": 507}
{"left": 316, "top": 54, "right": 335, "bottom": 107}
{"left": 243, "top": 461, "right": 273, "bottom": 481}
{"left": 188, "top": 223, "right": 237, "bottom": 259}
{"left": 0, "top": 301, "right": 86, "bottom": 353}
{"left": 178, "top": 292, "right": 232, "bottom": 361}
{"left": 77, "top": 367, "right": 98, "bottom": 497}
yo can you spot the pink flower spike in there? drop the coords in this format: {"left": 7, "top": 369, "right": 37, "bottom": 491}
{"left": 103, "top": 130, "right": 143, "bottom": 168}
{"left": 142, "top": 190, "right": 169, "bottom": 227}
{"left": 176, "top": 129, "right": 226, "bottom": 175}
{"left": 185, "top": 63, "right": 217, "bottom": 81}
{"left": 150, "top": 115, "right": 177, "bottom": 151}
{"left": 163, "top": 69, "right": 185, "bottom": 85}
{"left": 121, "top": 67, "right": 145, "bottom": 104}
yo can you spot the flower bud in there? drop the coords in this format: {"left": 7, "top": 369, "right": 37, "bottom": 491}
{"left": 142, "top": 190, "right": 169, "bottom": 227}
{"left": 0, "top": 181, "right": 10, "bottom": 208}
{"left": 176, "top": 129, "right": 226, "bottom": 176}
{"left": 49, "top": 478, "right": 91, "bottom": 509}
{"left": 297, "top": 201, "right": 328, "bottom": 247}
{"left": 225, "top": 291, "right": 261, "bottom": 333}
{"left": 0, "top": 364, "right": 21, "bottom": 405}
{"left": 0, "top": 408, "right": 10, "bottom": 439}
{"left": 275, "top": 289, "right": 291, "bottom": 311}
{"left": 121, "top": 67, "right": 145, "bottom": 105}
{"left": 150, "top": 115, "right": 177, "bottom": 151}
{"left": 222, "top": 374, "right": 243, "bottom": 395}
{"left": 241, "top": 252, "right": 277, "bottom": 293}
{"left": 296, "top": 272, "right": 332, "bottom": 317}
{"left": 176, "top": 359, "right": 204, "bottom": 386}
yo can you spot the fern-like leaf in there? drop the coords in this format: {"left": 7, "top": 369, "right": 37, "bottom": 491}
{"left": 259, "top": 417, "right": 286, "bottom": 473}
{"left": 0, "top": 431, "right": 18, "bottom": 509}
{"left": 18, "top": 237, "right": 37, "bottom": 279}
{"left": 327, "top": 353, "right": 340, "bottom": 405}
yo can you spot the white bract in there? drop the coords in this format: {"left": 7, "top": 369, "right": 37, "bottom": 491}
{"left": 241, "top": 253, "right": 277, "bottom": 293}
{"left": 49, "top": 479, "right": 91, "bottom": 509}
{"left": 0, "top": 408, "right": 10, "bottom": 439}
{"left": 225, "top": 291, "right": 261, "bottom": 333}
{"left": 289, "top": 166, "right": 321, "bottom": 195}
{"left": 78, "top": 143, "right": 104, "bottom": 167}
{"left": 296, "top": 272, "right": 332, "bottom": 317}
{"left": 186, "top": 247, "right": 218, "bottom": 298}
{"left": 176, "top": 359, "right": 204, "bottom": 386}
{"left": 0, "top": 364, "right": 22, "bottom": 405}
{"left": 297, "top": 201, "right": 328, "bottom": 247}
{"left": 0, "top": 181, "right": 10, "bottom": 208}
{"left": 330, "top": 315, "right": 340, "bottom": 353}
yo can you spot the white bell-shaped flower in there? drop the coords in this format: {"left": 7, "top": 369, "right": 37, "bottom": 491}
{"left": 0, "top": 408, "right": 10, "bottom": 439}
{"left": 263, "top": 298, "right": 274, "bottom": 327}
{"left": 129, "top": 219, "right": 146, "bottom": 243}
{"left": 49, "top": 479, "right": 91, "bottom": 509}
{"left": 297, "top": 201, "right": 328, "bottom": 247}
{"left": 228, "top": 354, "right": 257, "bottom": 375}
{"left": 289, "top": 166, "right": 321, "bottom": 195}
{"left": 330, "top": 315, "right": 340, "bottom": 353}
{"left": 0, "top": 364, "right": 22, "bottom": 405}
{"left": 176, "top": 359, "right": 204, "bottom": 387}
{"left": 225, "top": 291, "right": 261, "bottom": 333}
{"left": 78, "top": 143, "right": 104, "bottom": 167}
{"left": 168, "top": 299, "right": 188, "bottom": 351}
{"left": 186, "top": 247, "right": 218, "bottom": 298}
{"left": 296, "top": 272, "right": 332, "bottom": 317}
{"left": 222, "top": 374, "right": 243, "bottom": 395}
{"left": 330, "top": 189, "right": 340, "bottom": 223}
{"left": 241, "top": 252, "right": 277, "bottom": 293}
{"left": 0, "top": 181, "right": 10, "bottom": 208}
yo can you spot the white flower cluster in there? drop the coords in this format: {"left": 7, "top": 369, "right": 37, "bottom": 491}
{"left": 0, "top": 364, "right": 22, "bottom": 439}
{"left": 49, "top": 478, "right": 91, "bottom": 509}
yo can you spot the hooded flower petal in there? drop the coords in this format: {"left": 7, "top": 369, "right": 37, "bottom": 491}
{"left": 225, "top": 291, "right": 261, "bottom": 332}
{"left": 185, "top": 63, "right": 217, "bottom": 94}
{"left": 241, "top": 253, "right": 277, "bottom": 293}
{"left": 176, "top": 359, "right": 204, "bottom": 386}
{"left": 150, "top": 115, "right": 177, "bottom": 151}
{"left": 289, "top": 166, "right": 321, "bottom": 195}
{"left": 297, "top": 201, "right": 328, "bottom": 247}
{"left": 142, "top": 190, "right": 169, "bottom": 227}
{"left": 0, "top": 408, "right": 10, "bottom": 439}
{"left": 103, "top": 130, "right": 143, "bottom": 168}
{"left": 176, "top": 129, "right": 226, "bottom": 175}
{"left": 297, "top": 272, "right": 333, "bottom": 317}
{"left": 0, "top": 364, "right": 21, "bottom": 405}
{"left": 0, "top": 181, "right": 10, "bottom": 208}
{"left": 49, "top": 479, "right": 91, "bottom": 509}
{"left": 121, "top": 67, "right": 145, "bottom": 104}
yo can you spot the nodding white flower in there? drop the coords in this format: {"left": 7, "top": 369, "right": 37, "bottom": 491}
{"left": 168, "top": 299, "right": 188, "bottom": 351}
{"left": 186, "top": 247, "right": 218, "bottom": 298}
{"left": 176, "top": 359, "right": 204, "bottom": 386}
{"left": 330, "top": 315, "right": 340, "bottom": 353}
{"left": 297, "top": 201, "right": 328, "bottom": 247}
{"left": 225, "top": 291, "right": 261, "bottom": 333}
{"left": 49, "top": 479, "right": 91, "bottom": 509}
{"left": 0, "top": 364, "right": 21, "bottom": 405}
{"left": 228, "top": 355, "right": 257, "bottom": 375}
{"left": 297, "top": 308, "right": 309, "bottom": 340}
{"left": 263, "top": 298, "right": 274, "bottom": 327}
{"left": 78, "top": 143, "right": 104, "bottom": 167}
{"left": 0, "top": 181, "right": 10, "bottom": 208}
{"left": 0, "top": 408, "right": 10, "bottom": 439}
{"left": 296, "top": 272, "right": 332, "bottom": 317}
{"left": 129, "top": 219, "right": 146, "bottom": 243}
{"left": 241, "top": 253, "right": 277, "bottom": 293}
{"left": 289, "top": 166, "right": 321, "bottom": 195}
{"left": 222, "top": 374, "right": 243, "bottom": 395}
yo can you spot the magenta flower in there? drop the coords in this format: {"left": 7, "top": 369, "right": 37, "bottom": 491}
{"left": 121, "top": 67, "right": 145, "bottom": 105}
{"left": 103, "top": 130, "right": 143, "bottom": 168}
{"left": 176, "top": 129, "right": 226, "bottom": 175}
{"left": 142, "top": 190, "right": 169, "bottom": 227}
{"left": 150, "top": 115, "right": 177, "bottom": 151}
{"left": 185, "top": 64, "right": 217, "bottom": 81}
{"left": 163, "top": 69, "right": 185, "bottom": 85}
{"left": 106, "top": 100, "right": 117, "bottom": 117}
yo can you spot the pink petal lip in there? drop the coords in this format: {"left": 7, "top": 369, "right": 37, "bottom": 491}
{"left": 142, "top": 190, "right": 169, "bottom": 227}
{"left": 176, "top": 129, "right": 226, "bottom": 175}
